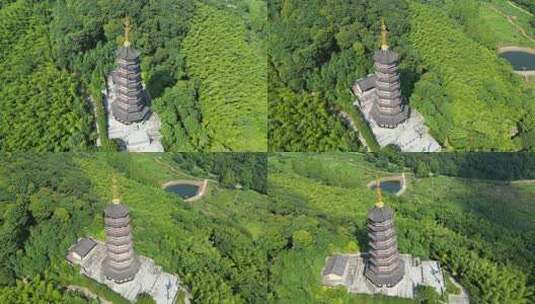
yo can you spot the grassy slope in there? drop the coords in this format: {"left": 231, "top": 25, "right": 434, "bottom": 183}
{"left": 491, "top": 0, "right": 535, "bottom": 37}
{"left": 479, "top": 3, "right": 534, "bottom": 47}
{"left": 268, "top": 153, "right": 535, "bottom": 303}
{"left": 182, "top": 3, "right": 267, "bottom": 151}
{"left": 52, "top": 154, "right": 270, "bottom": 303}
{"left": 478, "top": 0, "right": 535, "bottom": 48}
{"left": 195, "top": 186, "right": 270, "bottom": 240}
{"left": 76, "top": 152, "right": 267, "bottom": 253}
{"left": 406, "top": 175, "right": 535, "bottom": 232}
{"left": 268, "top": 153, "right": 415, "bottom": 304}
{"left": 408, "top": 2, "right": 527, "bottom": 150}
{"left": 482, "top": 0, "right": 535, "bottom": 86}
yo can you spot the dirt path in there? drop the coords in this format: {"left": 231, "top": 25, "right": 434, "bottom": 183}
{"left": 67, "top": 285, "right": 112, "bottom": 304}
{"left": 335, "top": 109, "right": 370, "bottom": 151}
{"left": 508, "top": 0, "right": 533, "bottom": 16}
{"left": 154, "top": 157, "right": 196, "bottom": 179}
{"left": 88, "top": 95, "right": 103, "bottom": 147}
{"left": 489, "top": 4, "right": 535, "bottom": 43}
{"left": 154, "top": 157, "right": 217, "bottom": 203}
{"left": 510, "top": 179, "right": 535, "bottom": 184}
{"left": 154, "top": 157, "right": 217, "bottom": 182}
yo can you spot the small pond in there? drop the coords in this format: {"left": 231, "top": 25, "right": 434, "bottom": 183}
{"left": 164, "top": 184, "right": 200, "bottom": 199}
{"left": 499, "top": 51, "right": 535, "bottom": 71}
{"left": 370, "top": 181, "right": 401, "bottom": 194}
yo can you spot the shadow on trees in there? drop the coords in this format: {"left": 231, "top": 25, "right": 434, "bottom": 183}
{"left": 434, "top": 180, "right": 535, "bottom": 284}
{"left": 402, "top": 152, "right": 535, "bottom": 181}
{"left": 146, "top": 69, "right": 176, "bottom": 100}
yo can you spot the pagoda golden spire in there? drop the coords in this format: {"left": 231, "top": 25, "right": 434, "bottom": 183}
{"left": 112, "top": 173, "right": 121, "bottom": 204}
{"left": 380, "top": 17, "right": 389, "bottom": 51}
{"left": 123, "top": 17, "right": 132, "bottom": 47}
{"left": 375, "top": 176, "right": 384, "bottom": 208}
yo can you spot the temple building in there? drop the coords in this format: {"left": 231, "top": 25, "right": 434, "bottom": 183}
{"left": 370, "top": 19, "right": 409, "bottom": 128}
{"left": 364, "top": 178, "right": 405, "bottom": 287}
{"left": 101, "top": 176, "right": 140, "bottom": 283}
{"left": 320, "top": 175, "right": 459, "bottom": 301}
{"left": 351, "top": 19, "right": 440, "bottom": 152}
{"left": 66, "top": 238, "right": 97, "bottom": 265}
{"left": 111, "top": 19, "right": 150, "bottom": 125}
{"left": 66, "top": 174, "right": 190, "bottom": 303}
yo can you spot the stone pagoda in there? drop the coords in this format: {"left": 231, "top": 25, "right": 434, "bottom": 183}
{"left": 111, "top": 19, "right": 150, "bottom": 125}
{"left": 66, "top": 174, "right": 191, "bottom": 303}
{"left": 364, "top": 178, "right": 405, "bottom": 287}
{"left": 370, "top": 18, "right": 409, "bottom": 129}
{"left": 319, "top": 177, "right": 460, "bottom": 300}
{"left": 102, "top": 175, "right": 140, "bottom": 284}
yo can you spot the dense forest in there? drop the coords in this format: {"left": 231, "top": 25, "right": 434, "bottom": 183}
{"left": 512, "top": 0, "right": 535, "bottom": 17}
{"left": 267, "top": 153, "right": 535, "bottom": 303}
{"left": 0, "top": 0, "right": 266, "bottom": 152}
{"left": 171, "top": 153, "right": 268, "bottom": 194}
{"left": 268, "top": 0, "right": 535, "bottom": 152}
{"left": 156, "top": 1, "right": 267, "bottom": 151}
{"left": 0, "top": 153, "right": 270, "bottom": 303}
{"left": 367, "top": 150, "right": 535, "bottom": 180}
{"left": 2, "top": 152, "right": 534, "bottom": 303}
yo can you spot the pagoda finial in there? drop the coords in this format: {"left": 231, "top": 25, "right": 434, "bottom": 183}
{"left": 112, "top": 172, "right": 120, "bottom": 204}
{"left": 123, "top": 17, "right": 132, "bottom": 47}
{"left": 380, "top": 17, "right": 389, "bottom": 51}
{"left": 375, "top": 176, "right": 384, "bottom": 208}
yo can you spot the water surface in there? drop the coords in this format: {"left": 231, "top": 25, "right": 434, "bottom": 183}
{"left": 164, "top": 184, "right": 200, "bottom": 199}
{"left": 370, "top": 181, "right": 401, "bottom": 194}
{"left": 499, "top": 51, "right": 535, "bottom": 71}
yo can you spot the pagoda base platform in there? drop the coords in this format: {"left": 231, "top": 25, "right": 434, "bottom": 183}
{"left": 68, "top": 240, "right": 190, "bottom": 304}
{"left": 353, "top": 80, "right": 441, "bottom": 152}
{"left": 104, "top": 75, "right": 164, "bottom": 152}
{"left": 321, "top": 253, "right": 449, "bottom": 300}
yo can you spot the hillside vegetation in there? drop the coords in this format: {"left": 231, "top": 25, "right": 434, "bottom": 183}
{"left": 268, "top": 0, "right": 413, "bottom": 151}
{"left": 267, "top": 153, "right": 535, "bottom": 303}
{"left": 1, "top": 153, "right": 534, "bottom": 303}
{"left": 0, "top": 153, "right": 269, "bottom": 303}
{"left": 0, "top": 0, "right": 266, "bottom": 152}
{"left": 180, "top": 3, "right": 267, "bottom": 151}
{"left": 0, "top": 1, "right": 93, "bottom": 152}
{"left": 408, "top": 2, "right": 530, "bottom": 150}
{"left": 269, "top": 87, "right": 360, "bottom": 151}
{"left": 268, "top": 0, "right": 535, "bottom": 151}
{"left": 478, "top": 0, "right": 535, "bottom": 48}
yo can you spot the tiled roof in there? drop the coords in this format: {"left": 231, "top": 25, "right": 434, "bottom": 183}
{"left": 323, "top": 255, "right": 348, "bottom": 276}
{"left": 117, "top": 46, "right": 140, "bottom": 60}
{"left": 72, "top": 238, "right": 97, "bottom": 258}
{"left": 104, "top": 204, "right": 129, "bottom": 219}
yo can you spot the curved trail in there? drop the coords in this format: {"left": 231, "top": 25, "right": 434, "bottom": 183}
{"left": 154, "top": 157, "right": 217, "bottom": 182}
{"left": 510, "top": 179, "right": 535, "bottom": 184}
{"left": 488, "top": 4, "right": 535, "bottom": 43}
{"left": 508, "top": 1, "right": 533, "bottom": 16}
{"left": 332, "top": 108, "right": 370, "bottom": 151}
